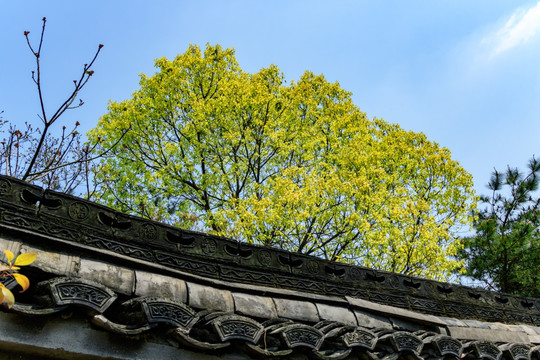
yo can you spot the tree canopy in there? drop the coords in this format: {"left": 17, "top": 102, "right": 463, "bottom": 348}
{"left": 459, "top": 158, "right": 540, "bottom": 297}
{"left": 88, "top": 44, "right": 475, "bottom": 280}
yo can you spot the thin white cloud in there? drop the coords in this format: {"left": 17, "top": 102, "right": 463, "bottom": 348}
{"left": 484, "top": 1, "right": 540, "bottom": 57}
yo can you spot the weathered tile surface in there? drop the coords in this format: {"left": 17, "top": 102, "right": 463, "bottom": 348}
{"left": 346, "top": 296, "right": 445, "bottom": 326}
{"left": 78, "top": 258, "right": 134, "bottom": 295}
{"left": 135, "top": 270, "right": 187, "bottom": 302}
{"left": 21, "top": 244, "right": 79, "bottom": 276}
{"left": 273, "top": 298, "right": 319, "bottom": 322}
{"left": 187, "top": 282, "right": 234, "bottom": 312}
{"left": 0, "top": 238, "right": 21, "bottom": 256}
{"left": 233, "top": 292, "right": 277, "bottom": 319}
{"left": 353, "top": 309, "right": 392, "bottom": 329}
{"left": 447, "top": 326, "right": 530, "bottom": 343}
{"left": 316, "top": 303, "right": 357, "bottom": 326}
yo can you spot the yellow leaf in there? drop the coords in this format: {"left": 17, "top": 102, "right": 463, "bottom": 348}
{"left": 13, "top": 273, "right": 30, "bottom": 292}
{"left": 4, "top": 250, "right": 14, "bottom": 264}
{"left": 14, "top": 253, "right": 37, "bottom": 266}
{"left": 1, "top": 285, "right": 15, "bottom": 308}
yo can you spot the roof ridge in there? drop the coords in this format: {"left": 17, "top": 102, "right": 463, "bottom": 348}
{"left": 0, "top": 174, "right": 538, "bottom": 325}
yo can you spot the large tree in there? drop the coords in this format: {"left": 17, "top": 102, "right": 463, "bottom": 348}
{"left": 88, "top": 44, "right": 475, "bottom": 280}
{"left": 459, "top": 158, "right": 540, "bottom": 297}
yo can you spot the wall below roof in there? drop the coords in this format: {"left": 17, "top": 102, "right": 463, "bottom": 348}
{"left": 0, "top": 311, "right": 230, "bottom": 360}
{"left": 2, "top": 234, "right": 540, "bottom": 360}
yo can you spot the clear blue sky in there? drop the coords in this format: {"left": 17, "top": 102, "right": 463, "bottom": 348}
{"left": 1, "top": 1, "right": 539, "bottom": 195}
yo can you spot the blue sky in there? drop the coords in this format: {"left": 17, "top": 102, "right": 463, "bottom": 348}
{"left": 1, "top": 1, "right": 539, "bottom": 195}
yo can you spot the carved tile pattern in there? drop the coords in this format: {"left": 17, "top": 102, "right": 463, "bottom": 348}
{"left": 475, "top": 341, "right": 502, "bottom": 360}
{"left": 276, "top": 276, "right": 325, "bottom": 293}
{"left": 201, "top": 238, "right": 217, "bottom": 254}
{"left": 68, "top": 202, "right": 90, "bottom": 220}
{"left": 1, "top": 212, "right": 39, "bottom": 231}
{"left": 58, "top": 284, "right": 106, "bottom": 302}
{"left": 220, "top": 267, "right": 274, "bottom": 284}
{"left": 508, "top": 344, "right": 531, "bottom": 360}
{"left": 307, "top": 260, "right": 320, "bottom": 273}
{"left": 387, "top": 275, "right": 401, "bottom": 290}
{"left": 343, "top": 328, "right": 377, "bottom": 349}
{"left": 370, "top": 292, "right": 409, "bottom": 307}
{"left": 326, "top": 285, "right": 369, "bottom": 299}
{"left": 142, "top": 301, "right": 198, "bottom": 329}
{"left": 36, "top": 222, "right": 80, "bottom": 240}
{"left": 392, "top": 332, "right": 423, "bottom": 354}
{"left": 53, "top": 282, "right": 116, "bottom": 313}
{"left": 83, "top": 237, "right": 154, "bottom": 262}
{"left": 432, "top": 336, "right": 462, "bottom": 357}
{"left": 140, "top": 223, "right": 157, "bottom": 240}
{"left": 409, "top": 297, "right": 444, "bottom": 314}
{"left": 476, "top": 308, "right": 504, "bottom": 322}
{"left": 348, "top": 268, "right": 362, "bottom": 281}
{"left": 257, "top": 250, "right": 272, "bottom": 266}
{"left": 213, "top": 315, "right": 264, "bottom": 343}
{"left": 155, "top": 252, "right": 218, "bottom": 275}
{"left": 445, "top": 303, "right": 478, "bottom": 318}
{"left": 0, "top": 179, "right": 11, "bottom": 195}
{"left": 0, "top": 211, "right": 81, "bottom": 242}
{"left": 281, "top": 326, "right": 323, "bottom": 349}
{"left": 506, "top": 312, "right": 532, "bottom": 324}
{"left": 0, "top": 276, "right": 17, "bottom": 289}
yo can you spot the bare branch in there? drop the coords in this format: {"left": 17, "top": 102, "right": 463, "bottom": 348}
{"left": 21, "top": 20, "right": 104, "bottom": 181}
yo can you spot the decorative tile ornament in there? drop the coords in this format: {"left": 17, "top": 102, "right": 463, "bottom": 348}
{"left": 4, "top": 275, "right": 537, "bottom": 360}
{"left": 430, "top": 335, "right": 463, "bottom": 358}
{"left": 46, "top": 277, "right": 117, "bottom": 313}
{"left": 274, "top": 324, "right": 325, "bottom": 349}
{"left": 390, "top": 332, "right": 424, "bottom": 355}
{"left": 139, "top": 297, "right": 199, "bottom": 329}
{"left": 211, "top": 314, "right": 264, "bottom": 343}
{"left": 342, "top": 327, "right": 377, "bottom": 349}
{"left": 469, "top": 341, "right": 503, "bottom": 360}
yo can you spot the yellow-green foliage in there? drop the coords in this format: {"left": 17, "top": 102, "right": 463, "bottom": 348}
{"left": 88, "top": 44, "right": 475, "bottom": 280}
